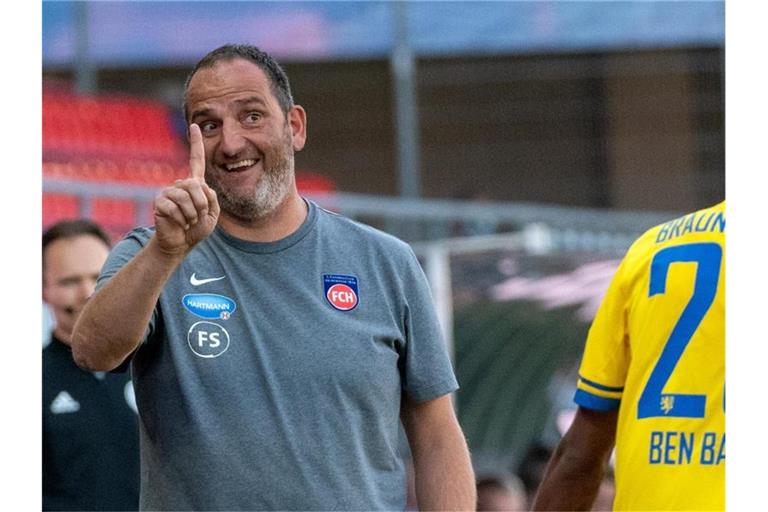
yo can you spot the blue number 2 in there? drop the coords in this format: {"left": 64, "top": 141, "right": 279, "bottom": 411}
{"left": 637, "top": 242, "right": 722, "bottom": 419}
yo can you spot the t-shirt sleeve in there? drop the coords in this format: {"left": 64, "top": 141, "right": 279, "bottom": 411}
{"left": 399, "top": 247, "right": 459, "bottom": 402}
{"left": 96, "top": 228, "right": 158, "bottom": 347}
{"left": 573, "top": 255, "right": 632, "bottom": 411}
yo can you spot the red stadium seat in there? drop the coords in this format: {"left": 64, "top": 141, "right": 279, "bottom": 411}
{"left": 91, "top": 198, "right": 136, "bottom": 234}
{"left": 42, "top": 193, "right": 81, "bottom": 228}
{"left": 295, "top": 171, "right": 336, "bottom": 195}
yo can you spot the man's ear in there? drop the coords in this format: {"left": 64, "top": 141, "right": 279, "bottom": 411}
{"left": 288, "top": 105, "right": 307, "bottom": 151}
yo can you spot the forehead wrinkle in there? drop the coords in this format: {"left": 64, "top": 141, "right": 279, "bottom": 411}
{"left": 189, "top": 92, "right": 270, "bottom": 121}
{"left": 234, "top": 96, "right": 268, "bottom": 108}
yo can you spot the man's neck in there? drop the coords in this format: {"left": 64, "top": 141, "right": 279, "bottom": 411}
{"left": 52, "top": 327, "right": 72, "bottom": 346}
{"left": 217, "top": 192, "right": 308, "bottom": 242}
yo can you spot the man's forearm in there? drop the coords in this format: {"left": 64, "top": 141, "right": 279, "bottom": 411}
{"left": 532, "top": 408, "right": 617, "bottom": 511}
{"left": 412, "top": 426, "right": 476, "bottom": 510}
{"left": 532, "top": 445, "right": 606, "bottom": 511}
{"left": 71, "top": 237, "right": 185, "bottom": 371}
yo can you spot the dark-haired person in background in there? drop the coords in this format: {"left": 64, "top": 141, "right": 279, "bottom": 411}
{"left": 43, "top": 220, "right": 139, "bottom": 511}
{"left": 72, "top": 44, "right": 475, "bottom": 510}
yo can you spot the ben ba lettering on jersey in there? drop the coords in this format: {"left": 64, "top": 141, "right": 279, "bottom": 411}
{"left": 648, "top": 431, "right": 725, "bottom": 465}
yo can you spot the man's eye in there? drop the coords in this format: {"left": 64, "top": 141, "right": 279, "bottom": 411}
{"left": 245, "top": 112, "right": 262, "bottom": 123}
{"left": 199, "top": 122, "right": 217, "bottom": 132}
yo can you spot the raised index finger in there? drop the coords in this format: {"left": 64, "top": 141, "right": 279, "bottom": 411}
{"left": 188, "top": 123, "right": 205, "bottom": 181}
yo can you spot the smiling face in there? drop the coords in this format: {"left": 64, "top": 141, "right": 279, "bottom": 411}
{"left": 186, "top": 58, "right": 306, "bottom": 222}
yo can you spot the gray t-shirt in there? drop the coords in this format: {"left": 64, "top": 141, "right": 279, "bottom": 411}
{"left": 98, "top": 200, "right": 458, "bottom": 511}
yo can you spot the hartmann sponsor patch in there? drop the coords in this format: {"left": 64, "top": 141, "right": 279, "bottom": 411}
{"left": 182, "top": 293, "right": 236, "bottom": 320}
{"left": 323, "top": 274, "right": 359, "bottom": 311}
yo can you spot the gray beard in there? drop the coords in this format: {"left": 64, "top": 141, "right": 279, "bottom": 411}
{"left": 207, "top": 151, "right": 295, "bottom": 222}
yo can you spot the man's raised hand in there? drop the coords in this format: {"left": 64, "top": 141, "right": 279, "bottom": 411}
{"left": 152, "top": 124, "right": 219, "bottom": 256}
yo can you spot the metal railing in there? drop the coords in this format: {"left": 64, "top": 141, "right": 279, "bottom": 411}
{"left": 43, "top": 177, "right": 680, "bottom": 251}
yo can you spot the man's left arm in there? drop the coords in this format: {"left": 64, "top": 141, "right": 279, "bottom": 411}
{"left": 401, "top": 394, "right": 476, "bottom": 511}
{"left": 531, "top": 407, "right": 617, "bottom": 511}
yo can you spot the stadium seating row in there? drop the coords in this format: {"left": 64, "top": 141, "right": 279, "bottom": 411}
{"left": 44, "top": 160, "right": 187, "bottom": 186}
{"left": 43, "top": 87, "right": 186, "bottom": 162}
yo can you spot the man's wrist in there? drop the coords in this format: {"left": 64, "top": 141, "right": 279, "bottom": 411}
{"left": 145, "top": 236, "right": 189, "bottom": 267}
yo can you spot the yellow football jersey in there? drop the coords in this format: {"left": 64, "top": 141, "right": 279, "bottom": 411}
{"left": 575, "top": 201, "right": 725, "bottom": 511}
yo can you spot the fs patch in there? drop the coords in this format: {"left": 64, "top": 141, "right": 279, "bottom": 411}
{"left": 323, "top": 274, "right": 359, "bottom": 311}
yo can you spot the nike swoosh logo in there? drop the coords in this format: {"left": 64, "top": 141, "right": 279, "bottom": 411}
{"left": 190, "top": 273, "right": 226, "bottom": 286}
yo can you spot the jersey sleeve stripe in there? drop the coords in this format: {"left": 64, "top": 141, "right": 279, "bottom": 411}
{"left": 576, "top": 381, "right": 622, "bottom": 400}
{"left": 574, "top": 389, "right": 620, "bottom": 411}
{"left": 578, "top": 374, "right": 624, "bottom": 392}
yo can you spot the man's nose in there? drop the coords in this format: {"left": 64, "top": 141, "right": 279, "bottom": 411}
{"left": 219, "top": 120, "right": 247, "bottom": 156}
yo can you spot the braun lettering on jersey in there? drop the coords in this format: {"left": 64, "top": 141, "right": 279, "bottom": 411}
{"left": 655, "top": 211, "right": 725, "bottom": 244}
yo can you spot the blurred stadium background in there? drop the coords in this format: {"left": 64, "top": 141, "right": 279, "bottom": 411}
{"left": 42, "top": 0, "right": 724, "bottom": 488}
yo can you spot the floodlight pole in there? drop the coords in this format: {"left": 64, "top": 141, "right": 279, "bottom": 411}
{"left": 73, "top": 1, "right": 97, "bottom": 94}
{"left": 390, "top": 1, "right": 421, "bottom": 199}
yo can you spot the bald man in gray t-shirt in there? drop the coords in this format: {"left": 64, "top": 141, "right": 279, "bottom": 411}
{"left": 98, "top": 201, "right": 458, "bottom": 509}
{"left": 72, "top": 43, "right": 475, "bottom": 510}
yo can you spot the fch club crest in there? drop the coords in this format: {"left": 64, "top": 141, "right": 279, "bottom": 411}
{"left": 323, "top": 274, "right": 359, "bottom": 311}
